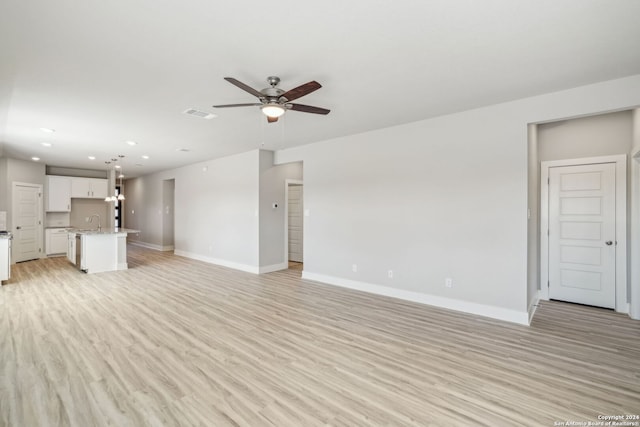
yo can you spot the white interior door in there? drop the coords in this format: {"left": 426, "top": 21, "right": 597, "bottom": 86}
{"left": 12, "top": 183, "right": 43, "bottom": 263}
{"left": 548, "top": 163, "right": 616, "bottom": 308}
{"left": 288, "top": 184, "right": 303, "bottom": 263}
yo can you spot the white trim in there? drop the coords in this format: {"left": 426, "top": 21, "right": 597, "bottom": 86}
{"left": 174, "top": 250, "right": 259, "bottom": 274}
{"left": 302, "top": 271, "right": 530, "bottom": 325}
{"left": 284, "top": 179, "right": 303, "bottom": 264}
{"left": 540, "top": 154, "right": 627, "bottom": 312}
{"left": 128, "top": 240, "right": 174, "bottom": 252}
{"left": 259, "top": 262, "right": 288, "bottom": 274}
{"left": 540, "top": 165, "right": 550, "bottom": 301}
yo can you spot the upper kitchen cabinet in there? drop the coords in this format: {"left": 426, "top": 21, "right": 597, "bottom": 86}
{"left": 71, "top": 178, "right": 108, "bottom": 199}
{"left": 46, "top": 176, "right": 71, "bottom": 212}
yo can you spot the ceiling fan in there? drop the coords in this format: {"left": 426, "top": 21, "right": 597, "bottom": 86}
{"left": 213, "top": 76, "right": 330, "bottom": 123}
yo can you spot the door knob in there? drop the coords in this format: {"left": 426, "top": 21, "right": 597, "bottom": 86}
{"left": 605, "top": 241, "right": 613, "bottom": 245}
{"left": 16, "top": 226, "right": 21, "bottom": 230}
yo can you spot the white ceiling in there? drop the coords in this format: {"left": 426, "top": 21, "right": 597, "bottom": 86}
{"left": 1, "top": 0, "right": 639, "bottom": 177}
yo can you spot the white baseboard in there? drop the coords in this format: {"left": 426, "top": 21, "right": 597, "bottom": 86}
{"left": 174, "top": 250, "right": 259, "bottom": 274}
{"left": 259, "top": 262, "right": 288, "bottom": 274}
{"left": 302, "top": 272, "right": 530, "bottom": 325}
{"left": 528, "top": 291, "right": 540, "bottom": 324}
{"left": 129, "top": 241, "right": 174, "bottom": 252}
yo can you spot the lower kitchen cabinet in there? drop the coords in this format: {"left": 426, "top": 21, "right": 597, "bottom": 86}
{"left": 46, "top": 228, "right": 69, "bottom": 255}
{"left": 0, "top": 236, "right": 11, "bottom": 281}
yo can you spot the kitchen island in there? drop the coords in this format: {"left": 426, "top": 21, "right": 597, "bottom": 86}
{"left": 68, "top": 228, "right": 140, "bottom": 274}
{"left": 0, "top": 232, "right": 11, "bottom": 282}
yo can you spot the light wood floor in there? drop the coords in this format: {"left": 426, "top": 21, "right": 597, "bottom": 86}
{"left": 1, "top": 246, "right": 639, "bottom": 426}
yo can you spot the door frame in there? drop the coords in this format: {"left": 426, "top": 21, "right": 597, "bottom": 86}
{"left": 11, "top": 181, "right": 44, "bottom": 263}
{"left": 540, "top": 154, "right": 627, "bottom": 312}
{"left": 284, "top": 179, "right": 303, "bottom": 265}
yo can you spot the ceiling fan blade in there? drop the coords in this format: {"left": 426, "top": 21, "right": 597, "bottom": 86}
{"left": 280, "top": 81, "right": 322, "bottom": 102}
{"left": 267, "top": 116, "right": 279, "bottom": 123}
{"left": 224, "top": 77, "right": 264, "bottom": 98}
{"left": 212, "top": 103, "right": 262, "bottom": 108}
{"left": 289, "top": 103, "right": 330, "bottom": 115}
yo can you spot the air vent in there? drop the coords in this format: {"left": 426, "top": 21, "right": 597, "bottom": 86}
{"left": 183, "top": 108, "right": 216, "bottom": 119}
{"left": 176, "top": 148, "right": 190, "bottom": 152}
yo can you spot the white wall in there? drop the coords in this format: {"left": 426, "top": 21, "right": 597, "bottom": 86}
{"left": 527, "top": 124, "right": 539, "bottom": 319}
{"left": 258, "top": 151, "right": 302, "bottom": 270}
{"left": 127, "top": 149, "right": 302, "bottom": 273}
{"left": 538, "top": 111, "right": 632, "bottom": 161}
{"left": 126, "top": 150, "right": 260, "bottom": 271}
{"left": 162, "top": 179, "right": 175, "bottom": 248}
{"left": 634, "top": 109, "right": 640, "bottom": 152}
{"left": 0, "top": 158, "right": 7, "bottom": 215}
{"left": 2, "top": 157, "right": 46, "bottom": 230}
{"left": 175, "top": 151, "right": 259, "bottom": 269}
{"left": 275, "top": 74, "right": 640, "bottom": 324}
{"left": 126, "top": 173, "right": 164, "bottom": 247}
{"left": 276, "top": 107, "right": 529, "bottom": 322}
{"left": 69, "top": 199, "right": 110, "bottom": 229}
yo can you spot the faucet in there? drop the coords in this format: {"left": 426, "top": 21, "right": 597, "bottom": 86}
{"left": 88, "top": 214, "right": 101, "bottom": 231}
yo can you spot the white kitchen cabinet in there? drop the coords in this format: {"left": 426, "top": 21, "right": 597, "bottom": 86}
{"left": 71, "top": 178, "right": 108, "bottom": 199}
{"left": 0, "top": 237, "right": 10, "bottom": 281}
{"left": 45, "top": 228, "right": 69, "bottom": 255}
{"left": 46, "top": 176, "right": 71, "bottom": 212}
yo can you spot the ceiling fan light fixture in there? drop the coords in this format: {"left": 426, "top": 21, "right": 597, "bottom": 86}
{"left": 261, "top": 104, "right": 285, "bottom": 118}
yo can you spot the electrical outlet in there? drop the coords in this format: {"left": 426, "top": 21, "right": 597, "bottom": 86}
{"left": 445, "top": 277, "right": 453, "bottom": 288}
{"left": 388, "top": 270, "right": 393, "bottom": 278}
{"left": 352, "top": 264, "right": 358, "bottom": 273}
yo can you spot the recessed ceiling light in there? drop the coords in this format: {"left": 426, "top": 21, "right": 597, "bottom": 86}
{"left": 126, "top": 140, "right": 137, "bottom": 146}
{"left": 31, "top": 157, "right": 40, "bottom": 161}
{"left": 115, "top": 165, "right": 121, "bottom": 169}
{"left": 118, "top": 173, "right": 125, "bottom": 178}
{"left": 40, "top": 128, "right": 55, "bottom": 133}
{"left": 141, "top": 155, "right": 149, "bottom": 159}
{"left": 41, "top": 142, "right": 52, "bottom": 147}
{"left": 88, "top": 156, "right": 96, "bottom": 160}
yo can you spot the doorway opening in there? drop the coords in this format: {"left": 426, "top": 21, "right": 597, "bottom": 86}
{"left": 527, "top": 110, "right": 637, "bottom": 317}
{"left": 11, "top": 182, "right": 43, "bottom": 263}
{"left": 162, "top": 179, "right": 175, "bottom": 252}
{"left": 285, "top": 180, "right": 303, "bottom": 273}
{"left": 541, "top": 157, "right": 625, "bottom": 309}
{"left": 541, "top": 156, "right": 626, "bottom": 309}
{"left": 115, "top": 185, "right": 122, "bottom": 228}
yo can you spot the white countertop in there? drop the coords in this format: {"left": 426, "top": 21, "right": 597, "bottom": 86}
{"left": 71, "top": 228, "right": 140, "bottom": 235}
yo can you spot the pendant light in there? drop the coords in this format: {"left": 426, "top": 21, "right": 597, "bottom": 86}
{"left": 103, "top": 156, "right": 126, "bottom": 203}
{"left": 117, "top": 171, "right": 125, "bottom": 201}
